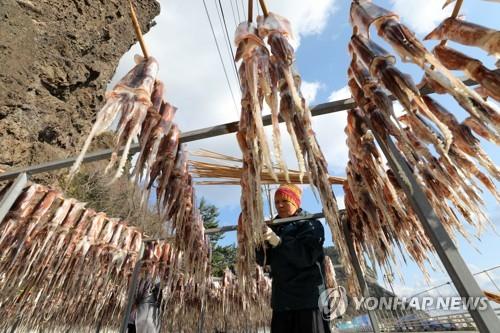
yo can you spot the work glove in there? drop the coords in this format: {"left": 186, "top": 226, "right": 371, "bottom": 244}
{"left": 263, "top": 226, "right": 281, "bottom": 247}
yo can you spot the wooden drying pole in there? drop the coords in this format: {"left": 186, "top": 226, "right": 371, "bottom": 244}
{"left": 119, "top": 3, "right": 150, "bottom": 332}
{"left": 247, "top": 0, "right": 253, "bottom": 23}
{"left": 129, "top": 0, "right": 150, "bottom": 58}
{"left": 258, "top": 0, "right": 269, "bottom": 17}
{"left": 439, "top": 0, "right": 464, "bottom": 46}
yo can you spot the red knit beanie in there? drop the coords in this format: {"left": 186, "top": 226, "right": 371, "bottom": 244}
{"left": 275, "top": 184, "right": 302, "bottom": 208}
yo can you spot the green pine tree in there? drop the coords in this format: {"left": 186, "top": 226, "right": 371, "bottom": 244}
{"left": 198, "top": 197, "right": 237, "bottom": 277}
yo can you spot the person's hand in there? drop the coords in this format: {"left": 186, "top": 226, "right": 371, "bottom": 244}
{"left": 263, "top": 225, "right": 281, "bottom": 247}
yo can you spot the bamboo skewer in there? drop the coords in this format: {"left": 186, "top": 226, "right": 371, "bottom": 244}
{"left": 129, "top": 0, "right": 150, "bottom": 58}
{"left": 450, "top": 0, "right": 464, "bottom": 17}
{"left": 248, "top": 0, "right": 253, "bottom": 23}
{"left": 439, "top": 0, "right": 464, "bottom": 46}
{"left": 258, "top": 0, "right": 269, "bottom": 17}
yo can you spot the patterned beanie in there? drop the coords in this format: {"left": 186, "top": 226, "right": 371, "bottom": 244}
{"left": 275, "top": 183, "right": 302, "bottom": 208}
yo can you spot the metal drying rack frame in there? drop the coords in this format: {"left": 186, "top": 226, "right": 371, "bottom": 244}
{"left": 2, "top": 71, "right": 499, "bottom": 332}
{"left": 1, "top": 71, "right": 499, "bottom": 332}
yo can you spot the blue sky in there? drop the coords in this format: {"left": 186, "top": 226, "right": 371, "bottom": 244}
{"left": 113, "top": 0, "right": 500, "bottom": 300}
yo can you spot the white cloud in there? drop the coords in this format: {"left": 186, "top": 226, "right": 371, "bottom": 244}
{"left": 266, "top": 0, "right": 338, "bottom": 46}
{"left": 301, "top": 81, "right": 322, "bottom": 104}
{"left": 389, "top": 0, "right": 452, "bottom": 35}
{"left": 327, "top": 85, "right": 351, "bottom": 102}
{"left": 304, "top": 86, "right": 352, "bottom": 173}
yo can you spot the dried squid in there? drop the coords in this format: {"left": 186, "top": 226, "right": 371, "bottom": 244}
{"left": 69, "top": 55, "right": 159, "bottom": 183}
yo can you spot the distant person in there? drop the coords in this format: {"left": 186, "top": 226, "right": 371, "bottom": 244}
{"left": 256, "top": 183, "right": 331, "bottom": 333}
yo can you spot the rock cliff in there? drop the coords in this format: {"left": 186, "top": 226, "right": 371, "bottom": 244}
{"left": 0, "top": 0, "right": 160, "bottom": 179}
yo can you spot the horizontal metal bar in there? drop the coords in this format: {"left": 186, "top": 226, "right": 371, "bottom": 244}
{"left": 0, "top": 74, "right": 485, "bottom": 182}
{"left": 204, "top": 212, "right": 326, "bottom": 235}
{"left": 0, "top": 173, "right": 28, "bottom": 223}
{"left": 143, "top": 212, "right": 329, "bottom": 241}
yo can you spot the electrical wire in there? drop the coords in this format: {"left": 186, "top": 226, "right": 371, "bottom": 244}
{"left": 240, "top": 0, "right": 246, "bottom": 20}
{"left": 202, "top": 0, "right": 240, "bottom": 114}
{"left": 217, "top": 0, "right": 241, "bottom": 85}
{"left": 229, "top": 0, "right": 239, "bottom": 27}
{"left": 214, "top": 0, "right": 236, "bottom": 66}
{"left": 234, "top": 0, "right": 242, "bottom": 22}
{"left": 241, "top": 0, "right": 248, "bottom": 17}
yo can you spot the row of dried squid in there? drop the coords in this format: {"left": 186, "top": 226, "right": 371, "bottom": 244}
{"left": 68, "top": 55, "right": 183, "bottom": 216}
{"left": 344, "top": 1, "right": 499, "bottom": 278}
{"left": 166, "top": 267, "right": 272, "bottom": 333}
{"left": 65, "top": 53, "right": 212, "bottom": 290}
{"left": 0, "top": 181, "right": 211, "bottom": 332}
{"left": 234, "top": 11, "right": 359, "bottom": 295}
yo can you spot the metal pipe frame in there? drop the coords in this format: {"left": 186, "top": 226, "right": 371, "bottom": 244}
{"left": 206, "top": 211, "right": 326, "bottom": 234}
{"left": 365, "top": 118, "right": 500, "bottom": 332}
{"left": 0, "top": 173, "right": 28, "bottom": 223}
{"left": 342, "top": 214, "right": 381, "bottom": 333}
{"left": 120, "top": 242, "right": 146, "bottom": 333}
{"left": 142, "top": 212, "right": 328, "bottom": 242}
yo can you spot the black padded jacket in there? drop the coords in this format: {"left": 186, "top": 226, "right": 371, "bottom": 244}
{"left": 256, "top": 209, "right": 327, "bottom": 312}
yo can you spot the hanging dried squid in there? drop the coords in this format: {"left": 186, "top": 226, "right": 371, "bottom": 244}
{"left": 69, "top": 55, "right": 159, "bottom": 183}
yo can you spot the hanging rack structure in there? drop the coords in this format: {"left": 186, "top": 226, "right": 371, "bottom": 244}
{"left": 1, "top": 73, "right": 498, "bottom": 331}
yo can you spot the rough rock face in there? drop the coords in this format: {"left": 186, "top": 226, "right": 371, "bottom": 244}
{"left": 0, "top": 0, "right": 160, "bottom": 178}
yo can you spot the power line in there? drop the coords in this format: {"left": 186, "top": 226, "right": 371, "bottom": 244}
{"left": 214, "top": 0, "right": 236, "bottom": 68}
{"left": 229, "top": 0, "right": 239, "bottom": 27}
{"left": 240, "top": 0, "right": 246, "bottom": 20}
{"left": 234, "top": 0, "right": 242, "bottom": 22}
{"left": 217, "top": 0, "right": 241, "bottom": 85}
{"left": 201, "top": 0, "right": 239, "bottom": 115}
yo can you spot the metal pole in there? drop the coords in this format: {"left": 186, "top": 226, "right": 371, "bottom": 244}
{"left": 197, "top": 299, "right": 205, "bottom": 333}
{"left": 120, "top": 242, "right": 145, "bottom": 333}
{"left": 0, "top": 173, "right": 27, "bottom": 223}
{"left": 341, "top": 215, "right": 381, "bottom": 333}
{"left": 366, "top": 120, "right": 500, "bottom": 332}
{"left": 226, "top": 212, "right": 327, "bottom": 236}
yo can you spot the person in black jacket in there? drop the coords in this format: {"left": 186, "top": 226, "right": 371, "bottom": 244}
{"left": 256, "top": 183, "right": 331, "bottom": 333}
